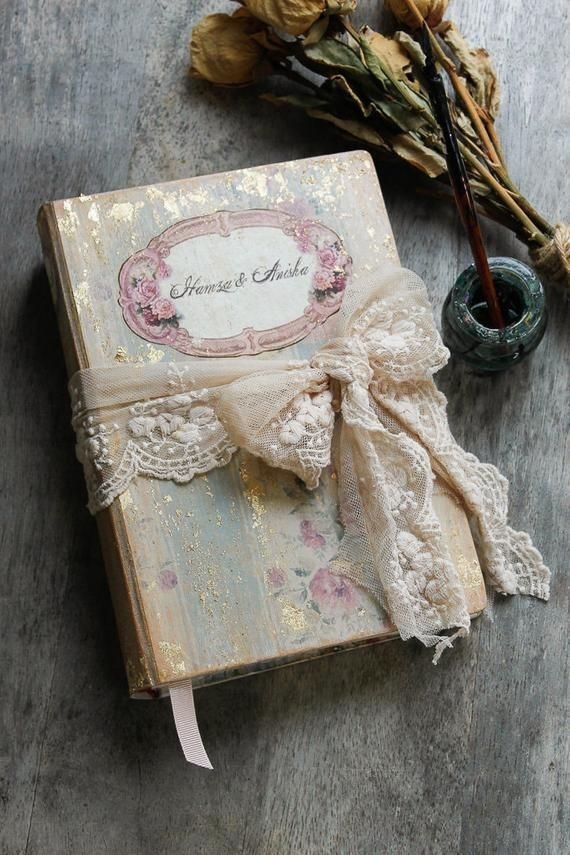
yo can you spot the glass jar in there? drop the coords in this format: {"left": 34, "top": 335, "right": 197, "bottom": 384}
{"left": 441, "top": 257, "right": 547, "bottom": 373}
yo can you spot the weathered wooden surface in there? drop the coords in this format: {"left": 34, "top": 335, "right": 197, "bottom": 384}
{"left": 0, "top": 1, "right": 567, "bottom": 853}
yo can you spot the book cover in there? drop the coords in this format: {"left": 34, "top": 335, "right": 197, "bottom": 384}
{"left": 38, "top": 151, "right": 486, "bottom": 698}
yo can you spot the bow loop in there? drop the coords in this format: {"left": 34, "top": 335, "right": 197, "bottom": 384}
{"left": 348, "top": 285, "right": 450, "bottom": 383}
{"left": 211, "top": 365, "right": 334, "bottom": 490}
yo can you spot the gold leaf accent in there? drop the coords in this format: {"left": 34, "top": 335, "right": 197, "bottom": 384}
{"left": 158, "top": 641, "right": 187, "bottom": 679}
{"left": 278, "top": 598, "right": 308, "bottom": 632}
{"left": 58, "top": 200, "right": 79, "bottom": 236}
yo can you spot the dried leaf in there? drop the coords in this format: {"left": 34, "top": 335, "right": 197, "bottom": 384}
{"left": 307, "top": 109, "right": 392, "bottom": 150}
{"left": 361, "top": 27, "right": 417, "bottom": 85}
{"left": 329, "top": 74, "right": 373, "bottom": 117}
{"left": 470, "top": 179, "right": 492, "bottom": 198}
{"left": 303, "top": 16, "right": 329, "bottom": 45}
{"left": 262, "top": 93, "right": 391, "bottom": 150}
{"left": 453, "top": 104, "right": 483, "bottom": 145}
{"left": 261, "top": 92, "right": 330, "bottom": 111}
{"left": 359, "top": 36, "right": 433, "bottom": 132}
{"left": 439, "top": 22, "right": 500, "bottom": 118}
{"left": 395, "top": 31, "right": 426, "bottom": 68}
{"left": 302, "top": 37, "right": 372, "bottom": 79}
{"left": 391, "top": 134, "right": 446, "bottom": 177}
{"left": 301, "top": 37, "right": 409, "bottom": 127}
{"left": 326, "top": 70, "right": 420, "bottom": 140}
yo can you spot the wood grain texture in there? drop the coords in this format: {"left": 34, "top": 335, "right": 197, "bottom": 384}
{"left": 0, "top": 0, "right": 567, "bottom": 853}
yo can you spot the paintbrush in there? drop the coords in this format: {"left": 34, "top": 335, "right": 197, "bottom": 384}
{"left": 420, "top": 24, "right": 505, "bottom": 330}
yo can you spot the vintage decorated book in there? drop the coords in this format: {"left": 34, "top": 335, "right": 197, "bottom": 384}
{"left": 38, "top": 151, "right": 486, "bottom": 703}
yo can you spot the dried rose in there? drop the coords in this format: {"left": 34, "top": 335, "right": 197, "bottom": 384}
{"left": 190, "top": 11, "right": 271, "bottom": 85}
{"left": 242, "top": 0, "right": 357, "bottom": 38}
{"left": 386, "top": 0, "right": 449, "bottom": 29}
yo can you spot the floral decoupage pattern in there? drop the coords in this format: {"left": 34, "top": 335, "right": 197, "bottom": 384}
{"left": 118, "top": 208, "right": 352, "bottom": 357}
{"left": 122, "top": 248, "right": 180, "bottom": 334}
{"left": 291, "top": 218, "right": 351, "bottom": 305}
{"left": 239, "top": 453, "right": 388, "bottom": 647}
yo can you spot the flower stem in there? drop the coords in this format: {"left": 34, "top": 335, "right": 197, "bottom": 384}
{"left": 398, "top": 0, "right": 502, "bottom": 166}
{"left": 392, "top": 0, "right": 553, "bottom": 247}
{"left": 460, "top": 147, "right": 549, "bottom": 245}
{"left": 492, "top": 171, "right": 555, "bottom": 237}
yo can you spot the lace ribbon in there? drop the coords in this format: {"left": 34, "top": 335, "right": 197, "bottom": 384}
{"left": 69, "top": 266, "right": 549, "bottom": 658}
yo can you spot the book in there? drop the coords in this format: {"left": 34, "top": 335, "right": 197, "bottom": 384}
{"left": 38, "top": 151, "right": 486, "bottom": 700}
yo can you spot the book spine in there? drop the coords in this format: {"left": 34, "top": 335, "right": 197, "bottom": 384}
{"left": 37, "top": 204, "right": 159, "bottom": 697}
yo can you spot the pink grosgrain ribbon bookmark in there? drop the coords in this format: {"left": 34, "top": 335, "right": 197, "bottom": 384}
{"left": 170, "top": 680, "right": 213, "bottom": 769}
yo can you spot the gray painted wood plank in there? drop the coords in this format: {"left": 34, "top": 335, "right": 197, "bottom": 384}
{"left": 0, "top": 1, "right": 158, "bottom": 853}
{"left": 1, "top": 1, "right": 567, "bottom": 853}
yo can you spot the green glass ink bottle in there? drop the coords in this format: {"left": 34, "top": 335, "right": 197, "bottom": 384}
{"left": 442, "top": 257, "right": 547, "bottom": 373}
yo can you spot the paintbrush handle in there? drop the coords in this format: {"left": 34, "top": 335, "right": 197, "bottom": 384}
{"left": 421, "top": 27, "right": 505, "bottom": 330}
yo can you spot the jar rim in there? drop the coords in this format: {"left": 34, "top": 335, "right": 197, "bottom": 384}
{"left": 451, "top": 257, "right": 545, "bottom": 342}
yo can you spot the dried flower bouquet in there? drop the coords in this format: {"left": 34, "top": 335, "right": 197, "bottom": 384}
{"left": 190, "top": 0, "right": 569, "bottom": 286}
